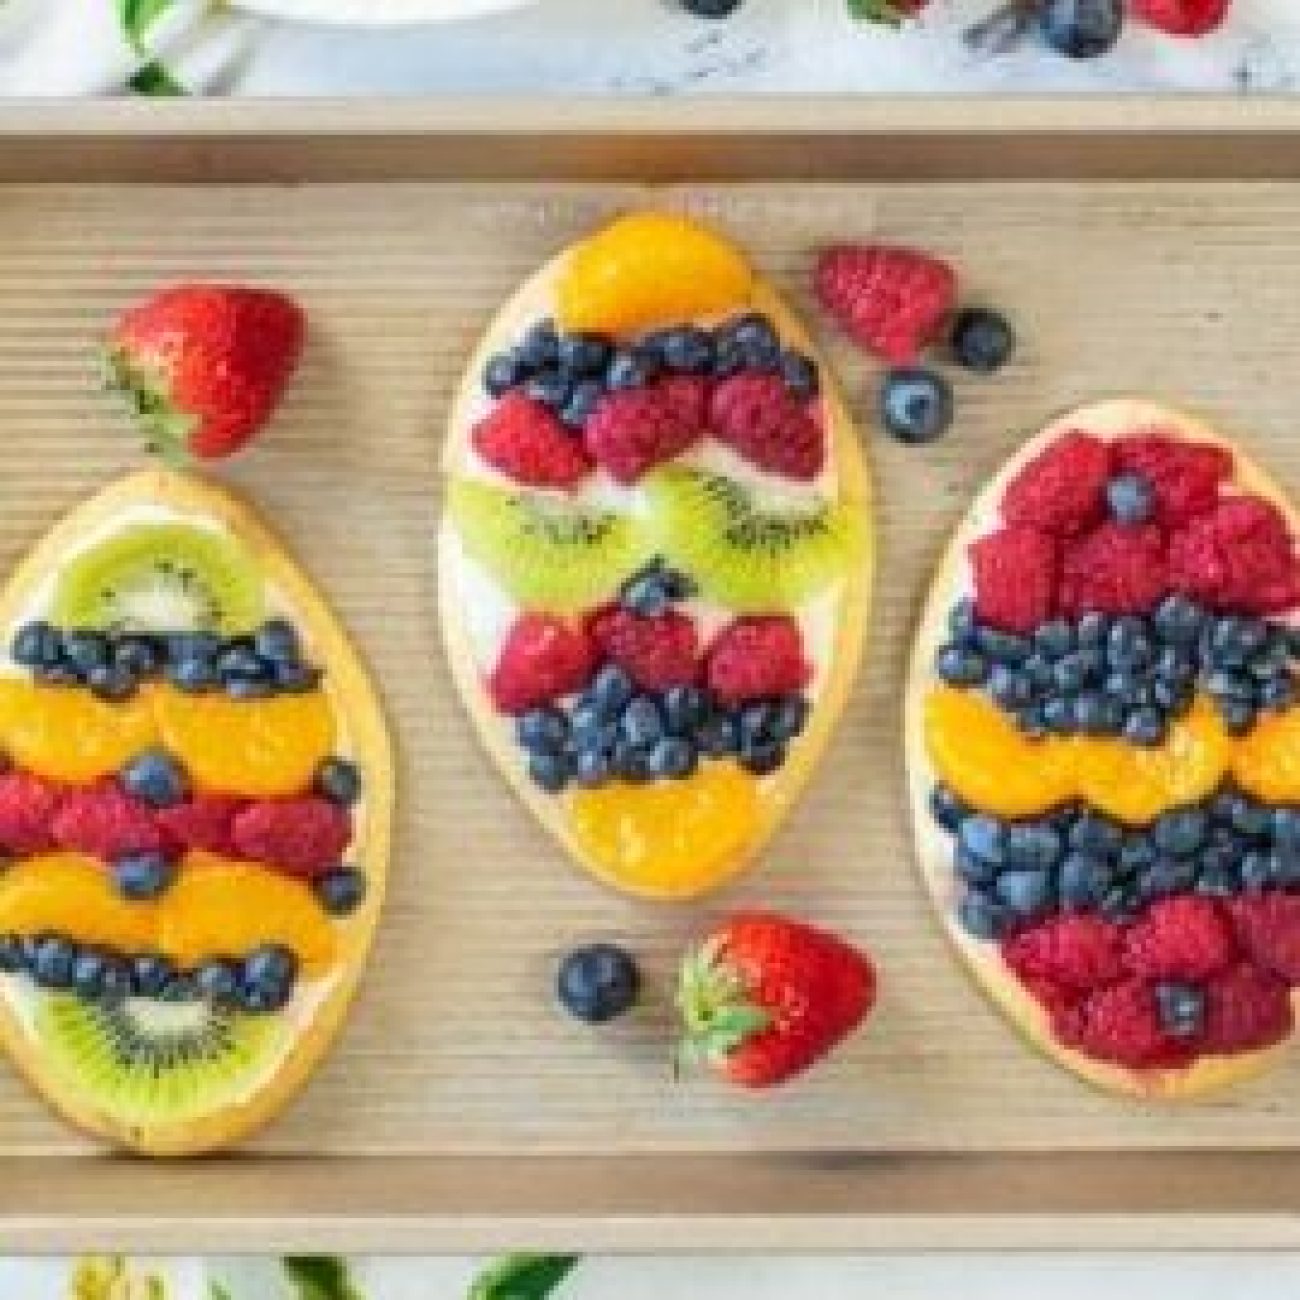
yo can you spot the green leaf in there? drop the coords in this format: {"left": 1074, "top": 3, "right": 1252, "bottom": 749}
{"left": 129, "top": 60, "right": 186, "bottom": 96}
{"left": 468, "top": 1255, "right": 580, "bottom": 1300}
{"left": 282, "top": 1258, "right": 363, "bottom": 1300}
{"left": 117, "top": 0, "right": 177, "bottom": 52}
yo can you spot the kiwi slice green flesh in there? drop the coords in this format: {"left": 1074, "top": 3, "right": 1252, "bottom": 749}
{"left": 35, "top": 993, "right": 287, "bottom": 1127}
{"left": 646, "top": 466, "right": 863, "bottom": 612}
{"left": 447, "top": 478, "right": 651, "bottom": 614}
{"left": 52, "top": 524, "right": 264, "bottom": 635}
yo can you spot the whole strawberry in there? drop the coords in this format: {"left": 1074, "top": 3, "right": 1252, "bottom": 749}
{"left": 106, "top": 283, "right": 305, "bottom": 463}
{"left": 677, "top": 912, "right": 877, "bottom": 1088}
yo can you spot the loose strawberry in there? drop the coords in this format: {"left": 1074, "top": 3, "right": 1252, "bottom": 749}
{"left": 1131, "top": 0, "right": 1230, "bottom": 37}
{"left": 677, "top": 912, "right": 876, "bottom": 1088}
{"left": 815, "top": 244, "right": 956, "bottom": 366}
{"left": 106, "top": 283, "right": 305, "bottom": 463}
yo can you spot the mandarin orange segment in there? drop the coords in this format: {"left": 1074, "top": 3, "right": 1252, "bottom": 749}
{"left": 0, "top": 854, "right": 158, "bottom": 951}
{"left": 152, "top": 688, "right": 334, "bottom": 799}
{"left": 1233, "top": 704, "right": 1300, "bottom": 804}
{"left": 1074, "top": 695, "right": 1231, "bottom": 825}
{"left": 923, "top": 687, "right": 1075, "bottom": 818}
{"left": 0, "top": 679, "right": 158, "bottom": 784}
{"left": 556, "top": 213, "right": 754, "bottom": 336}
{"left": 160, "top": 852, "right": 337, "bottom": 973}
{"left": 567, "top": 760, "right": 760, "bottom": 900}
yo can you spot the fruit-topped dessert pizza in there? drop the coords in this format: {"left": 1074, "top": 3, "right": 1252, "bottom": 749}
{"left": 908, "top": 398, "right": 1300, "bottom": 1097}
{"left": 0, "top": 285, "right": 392, "bottom": 1155}
{"left": 438, "top": 212, "right": 872, "bottom": 900}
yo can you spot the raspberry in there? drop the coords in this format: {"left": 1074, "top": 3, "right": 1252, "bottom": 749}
{"left": 156, "top": 794, "right": 246, "bottom": 858}
{"left": 589, "top": 607, "right": 699, "bottom": 692}
{"left": 814, "top": 244, "right": 957, "bottom": 366}
{"left": 232, "top": 796, "right": 352, "bottom": 878}
{"left": 1073, "top": 979, "right": 1195, "bottom": 1069}
{"left": 1168, "top": 495, "right": 1300, "bottom": 614}
{"left": 52, "top": 781, "right": 170, "bottom": 860}
{"left": 1124, "top": 895, "right": 1236, "bottom": 982}
{"left": 1113, "top": 433, "right": 1232, "bottom": 527}
{"left": 1131, "top": 0, "right": 1229, "bottom": 36}
{"left": 1001, "top": 432, "right": 1113, "bottom": 536}
{"left": 584, "top": 386, "right": 700, "bottom": 484}
{"left": 968, "top": 525, "right": 1058, "bottom": 634}
{"left": 1019, "top": 973, "right": 1086, "bottom": 1044}
{"left": 488, "top": 614, "right": 596, "bottom": 715}
{"left": 654, "top": 374, "right": 712, "bottom": 432}
{"left": 1002, "top": 914, "right": 1126, "bottom": 991}
{"left": 1226, "top": 893, "right": 1300, "bottom": 985}
{"left": 471, "top": 393, "right": 592, "bottom": 490}
{"left": 708, "top": 373, "right": 825, "bottom": 481}
{"left": 1058, "top": 521, "right": 1168, "bottom": 617}
{"left": 705, "top": 616, "right": 812, "bottom": 705}
{"left": 0, "top": 772, "right": 63, "bottom": 856}
{"left": 1202, "top": 963, "right": 1293, "bottom": 1055}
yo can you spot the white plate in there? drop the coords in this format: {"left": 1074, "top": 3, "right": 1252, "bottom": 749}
{"left": 229, "top": 0, "right": 533, "bottom": 25}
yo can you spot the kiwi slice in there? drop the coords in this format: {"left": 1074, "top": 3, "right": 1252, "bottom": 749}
{"left": 52, "top": 524, "right": 264, "bottom": 634}
{"left": 447, "top": 478, "right": 651, "bottom": 613}
{"left": 35, "top": 993, "right": 287, "bottom": 1127}
{"left": 646, "top": 466, "right": 863, "bottom": 612}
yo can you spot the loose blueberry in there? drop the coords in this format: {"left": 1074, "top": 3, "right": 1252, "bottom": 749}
{"left": 112, "top": 852, "right": 177, "bottom": 901}
{"left": 120, "top": 748, "right": 188, "bottom": 809}
{"left": 315, "top": 756, "right": 362, "bottom": 808}
{"left": 679, "top": 0, "right": 745, "bottom": 16}
{"left": 1196, "top": 863, "right": 1240, "bottom": 897}
{"left": 958, "top": 814, "right": 1005, "bottom": 866}
{"left": 314, "top": 867, "right": 367, "bottom": 917}
{"left": 1155, "top": 981, "right": 1206, "bottom": 1039}
{"left": 517, "top": 707, "right": 569, "bottom": 755}
{"left": 949, "top": 307, "right": 1015, "bottom": 374}
{"left": 957, "top": 890, "right": 1011, "bottom": 941}
{"left": 1052, "top": 654, "right": 1089, "bottom": 694}
{"left": 879, "top": 367, "right": 954, "bottom": 445}
{"left": 160, "top": 973, "right": 200, "bottom": 1003}
{"left": 1105, "top": 472, "right": 1154, "bottom": 526}
{"left": 933, "top": 644, "right": 986, "bottom": 688}
{"left": 1039, "top": 0, "right": 1123, "bottom": 58}
{"left": 217, "top": 641, "right": 272, "bottom": 685}
{"left": 778, "top": 349, "right": 820, "bottom": 398}
{"left": 557, "top": 943, "right": 641, "bottom": 1023}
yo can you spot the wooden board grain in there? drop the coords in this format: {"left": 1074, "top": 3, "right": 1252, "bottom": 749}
{"left": 3, "top": 180, "right": 1300, "bottom": 1171}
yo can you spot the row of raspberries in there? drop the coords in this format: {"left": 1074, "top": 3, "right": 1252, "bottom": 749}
{"left": 1003, "top": 894, "right": 1299, "bottom": 1068}
{"left": 472, "top": 372, "right": 825, "bottom": 491}
{"left": 488, "top": 609, "right": 812, "bottom": 716}
{"left": 0, "top": 771, "right": 350, "bottom": 879}
{"left": 972, "top": 431, "right": 1300, "bottom": 632}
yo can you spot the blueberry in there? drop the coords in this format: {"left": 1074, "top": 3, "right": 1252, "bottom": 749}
{"left": 941, "top": 304, "right": 1015, "bottom": 374}
{"left": 314, "top": 756, "right": 362, "bottom": 807}
{"left": 1069, "top": 811, "right": 1123, "bottom": 858}
{"left": 195, "top": 959, "right": 241, "bottom": 1006}
{"left": 988, "top": 665, "right": 1035, "bottom": 710}
{"left": 1052, "top": 654, "right": 1090, "bottom": 694}
{"left": 516, "top": 707, "right": 569, "bottom": 755}
{"left": 519, "top": 319, "right": 560, "bottom": 372}
{"left": 1039, "top": 0, "right": 1123, "bottom": 58}
{"left": 995, "top": 869, "right": 1053, "bottom": 920}
{"left": 621, "top": 696, "right": 665, "bottom": 748}
{"left": 727, "top": 312, "right": 782, "bottom": 371}
{"left": 1041, "top": 697, "right": 1074, "bottom": 734}
{"left": 1105, "top": 472, "right": 1154, "bottom": 526}
{"left": 657, "top": 326, "right": 714, "bottom": 375}
{"left": 242, "top": 944, "right": 298, "bottom": 1014}
{"left": 1123, "top": 707, "right": 1165, "bottom": 747}
{"left": 62, "top": 630, "right": 110, "bottom": 676}
{"left": 314, "top": 867, "right": 367, "bottom": 917}
{"left": 649, "top": 737, "right": 697, "bottom": 780}
{"left": 113, "top": 634, "right": 161, "bottom": 679}
{"left": 1260, "top": 676, "right": 1295, "bottom": 712}
{"left": 1196, "top": 863, "right": 1240, "bottom": 897}
{"left": 573, "top": 749, "right": 614, "bottom": 788}
{"left": 1155, "top": 982, "right": 1206, "bottom": 1039}
{"left": 1119, "top": 833, "right": 1157, "bottom": 877}
{"left": 958, "top": 814, "right": 1005, "bottom": 866}
{"left": 570, "top": 704, "right": 615, "bottom": 754}
{"left": 168, "top": 630, "right": 222, "bottom": 664}
{"left": 0, "top": 934, "right": 23, "bottom": 973}
{"left": 957, "top": 891, "right": 1011, "bottom": 941}
{"left": 1139, "top": 856, "right": 1198, "bottom": 902}
{"left": 621, "top": 561, "right": 695, "bottom": 617}
{"left": 218, "top": 641, "right": 272, "bottom": 685}
{"left": 1240, "top": 851, "right": 1276, "bottom": 892}
{"left": 930, "top": 784, "right": 968, "bottom": 833}
{"left": 1273, "top": 807, "right": 1300, "bottom": 849}
{"left": 1023, "top": 654, "right": 1054, "bottom": 691}
{"left": 880, "top": 367, "right": 954, "bottom": 445}
{"left": 160, "top": 973, "right": 200, "bottom": 1003}
{"left": 168, "top": 655, "right": 219, "bottom": 694}
{"left": 696, "top": 712, "right": 739, "bottom": 758}
{"left": 274, "top": 661, "right": 322, "bottom": 694}
{"left": 11, "top": 621, "right": 62, "bottom": 669}
{"left": 254, "top": 619, "right": 301, "bottom": 666}
{"left": 778, "top": 350, "right": 820, "bottom": 398}
{"left": 1152, "top": 807, "right": 1208, "bottom": 858}
{"left": 29, "top": 934, "right": 75, "bottom": 990}
{"left": 1073, "top": 691, "right": 1122, "bottom": 736}
{"left": 484, "top": 350, "right": 525, "bottom": 397}
{"left": 606, "top": 347, "right": 658, "bottom": 390}
{"left": 130, "top": 952, "right": 176, "bottom": 998}
{"left": 768, "top": 696, "right": 810, "bottom": 743}
{"left": 560, "top": 379, "right": 605, "bottom": 430}
{"left": 1005, "top": 823, "right": 1063, "bottom": 871}
{"left": 1034, "top": 620, "right": 1075, "bottom": 660}
{"left": 739, "top": 741, "right": 786, "bottom": 776}
{"left": 558, "top": 332, "right": 613, "bottom": 379}
{"left": 524, "top": 369, "right": 573, "bottom": 411}
{"left": 557, "top": 943, "right": 640, "bottom": 1023}
{"left": 1059, "top": 853, "right": 1113, "bottom": 909}
{"left": 1209, "top": 616, "right": 1263, "bottom": 668}
{"left": 121, "top": 748, "right": 188, "bottom": 808}
{"left": 1106, "top": 617, "right": 1154, "bottom": 671}
{"left": 711, "top": 331, "right": 747, "bottom": 378}
{"left": 112, "top": 852, "right": 177, "bottom": 901}
{"left": 680, "top": 0, "right": 745, "bottom": 16}
{"left": 1077, "top": 612, "right": 1111, "bottom": 647}
{"left": 613, "top": 742, "right": 652, "bottom": 783}
{"left": 589, "top": 664, "right": 634, "bottom": 717}
{"left": 70, "top": 949, "right": 108, "bottom": 1000}
{"left": 1272, "top": 850, "right": 1300, "bottom": 888}
{"left": 1205, "top": 669, "right": 1255, "bottom": 702}
{"left": 948, "top": 599, "right": 979, "bottom": 644}
{"left": 1219, "top": 698, "right": 1257, "bottom": 737}
{"left": 976, "top": 627, "right": 1032, "bottom": 665}
{"left": 87, "top": 662, "right": 135, "bottom": 702}
{"left": 1221, "top": 792, "right": 1271, "bottom": 840}
{"left": 528, "top": 750, "right": 572, "bottom": 793}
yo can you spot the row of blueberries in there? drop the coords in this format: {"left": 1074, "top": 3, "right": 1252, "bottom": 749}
{"left": 936, "top": 594, "right": 1300, "bottom": 746}
{"left": 930, "top": 782, "right": 1300, "bottom": 942}
{"left": 482, "top": 313, "right": 819, "bottom": 431}
{"left": 518, "top": 664, "right": 809, "bottom": 793}
{"left": 0, "top": 933, "right": 299, "bottom": 1015}
{"left": 11, "top": 619, "right": 322, "bottom": 702}
{"left": 116, "top": 750, "right": 361, "bottom": 813}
